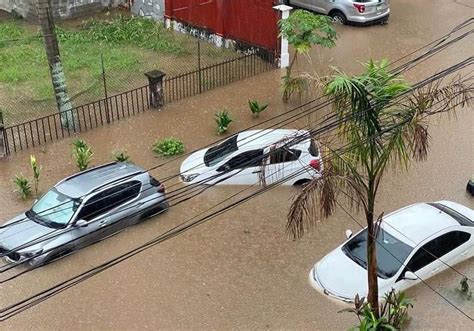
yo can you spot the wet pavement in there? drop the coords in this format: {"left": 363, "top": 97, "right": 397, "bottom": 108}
{"left": 0, "top": 0, "right": 473, "bottom": 329}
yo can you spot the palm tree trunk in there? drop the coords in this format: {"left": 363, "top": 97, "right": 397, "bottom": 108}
{"left": 366, "top": 188, "right": 379, "bottom": 318}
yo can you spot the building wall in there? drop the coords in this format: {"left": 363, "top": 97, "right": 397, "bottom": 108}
{"left": 131, "top": 0, "right": 164, "bottom": 21}
{"left": 0, "top": 0, "right": 126, "bottom": 19}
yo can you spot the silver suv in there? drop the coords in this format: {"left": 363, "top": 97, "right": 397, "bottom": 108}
{"left": 0, "top": 162, "right": 168, "bottom": 267}
{"left": 288, "top": 0, "right": 390, "bottom": 25}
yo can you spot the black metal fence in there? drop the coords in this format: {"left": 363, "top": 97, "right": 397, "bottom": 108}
{"left": 1, "top": 48, "right": 277, "bottom": 155}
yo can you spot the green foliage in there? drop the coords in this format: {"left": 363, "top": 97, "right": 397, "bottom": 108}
{"left": 248, "top": 100, "right": 269, "bottom": 118}
{"left": 282, "top": 76, "right": 308, "bottom": 103}
{"left": 278, "top": 9, "right": 336, "bottom": 102}
{"left": 279, "top": 9, "right": 337, "bottom": 54}
{"left": 112, "top": 150, "right": 131, "bottom": 163}
{"left": 56, "top": 16, "right": 186, "bottom": 55}
{"left": 13, "top": 175, "right": 32, "bottom": 200}
{"left": 152, "top": 137, "right": 185, "bottom": 157}
{"left": 340, "top": 290, "right": 413, "bottom": 330}
{"left": 457, "top": 277, "right": 472, "bottom": 300}
{"left": 30, "top": 155, "right": 42, "bottom": 197}
{"left": 72, "top": 139, "right": 93, "bottom": 171}
{"left": 215, "top": 110, "right": 233, "bottom": 135}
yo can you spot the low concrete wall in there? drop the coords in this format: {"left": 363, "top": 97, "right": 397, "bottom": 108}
{"left": 131, "top": 0, "right": 164, "bottom": 21}
{"left": 0, "top": 0, "right": 126, "bottom": 19}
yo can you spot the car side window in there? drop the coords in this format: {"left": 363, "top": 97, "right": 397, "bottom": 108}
{"left": 269, "top": 148, "right": 302, "bottom": 164}
{"left": 77, "top": 181, "right": 142, "bottom": 221}
{"left": 435, "top": 231, "right": 471, "bottom": 258}
{"left": 405, "top": 239, "right": 438, "bottom": 273}
{"left": 225, "top": 150, "right": 263, "bottom": 170}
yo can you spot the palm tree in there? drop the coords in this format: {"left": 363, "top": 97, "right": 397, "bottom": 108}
{"left": 287, "top": 59, "right": 472, "bottom": 317}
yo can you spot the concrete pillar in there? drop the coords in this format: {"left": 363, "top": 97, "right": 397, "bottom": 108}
{"left": 273, "top": 4, "right": 293, "bottom": 68}
{"left": 145, "top": 70, "right": 166, "bottom": 109}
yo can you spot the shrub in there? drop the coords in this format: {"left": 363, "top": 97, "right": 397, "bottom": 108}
{"left": 248, "top": 100, "right": 269, "bottom": 118}
{"left": 13, "top": 175, "right": 31, "bottom": 200}
{"left": 112, "top": 150, "right": 131, "bottom": 163}
{"left": 457, "top": 277, "right": 472, "bottom": 300}
{"left": 215, "top": 110, "right": 233, "bottom": 135}
{"left": 340, "top": 290, "right": 413, "bottom": 330}
{"left": 152, "top": 137, "right": 185, "bottom": 157}
{"left": 72, "top": 139, "right": 93, "bottom": 171}
{"left": 30, "top": 155, "right": 41, "bottom": 197}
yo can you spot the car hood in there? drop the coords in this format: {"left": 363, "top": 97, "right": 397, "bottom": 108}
{"left": 0, "top": 213, "right": 54, "bottom": 251}
{"left": 180, "top": 149, "right": 210, "bottom": 174}
{"left": 314, "top": 247, "right": 370, "bottom": 301}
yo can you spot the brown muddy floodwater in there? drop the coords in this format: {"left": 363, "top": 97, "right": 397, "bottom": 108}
{"left": 0, "top": 0, "right": 473, "bottom": 329}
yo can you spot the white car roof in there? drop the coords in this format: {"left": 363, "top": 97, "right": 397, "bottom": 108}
{"left": 236, "top": 129, "right": 309, "bottom": 151}
{"left": 382, "top": 203, "right": 461, "bottom": 246}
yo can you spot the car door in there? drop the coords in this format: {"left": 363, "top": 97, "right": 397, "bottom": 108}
{"left": 262, "top": 148, "right": 303, "bottom": 185}
{"left": 215, "top": 149, "right": 264, "bottom": 185}
{"left": 289, "top": 0, "right": 326, "bottom": 13}
{"left": 395, "top": 230, "right": 472, "bottom": 292}
{"left": 70, "top": 181, "right": 142, "bottom": 249}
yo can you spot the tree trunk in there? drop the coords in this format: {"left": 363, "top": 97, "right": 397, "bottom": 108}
{"left": 37, "top": 0, "right": 74, "bottom": 129}
{"left": 366, "top": 192, "right": 380, "bottom": 318}
{"left": 282, "top": 52, "right": 298, "bottom": 103}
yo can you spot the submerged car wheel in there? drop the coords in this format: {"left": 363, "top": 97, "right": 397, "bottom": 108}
{"left": 467, "top": 177, "right": 474, "bottom": 196}
{"left": 329, "top": 11, "right": 347, "bottom": 25}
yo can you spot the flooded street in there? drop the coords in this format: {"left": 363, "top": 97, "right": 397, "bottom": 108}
{"left": 0, "top": 0, "right": 473, "bottom": 329}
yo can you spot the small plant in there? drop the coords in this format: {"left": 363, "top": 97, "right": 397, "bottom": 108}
{"left": 30, "top": 155, "right": 41, "bottom": 197}
{"left": 72, "top": 139, "right": 93, "bottom": 171}
{"left": 112, "top": 150, "right": 131, "bottom": 163}
{"left": 72, "top": 138, "right": 88, "bottom": 150}
{"left": 248, "top": 100, "right": 269, "bottom": 118}
{"left": 457, "top": 277, "right": 472, "bottom": 300}
{"left": 215, "top": 110, "right": 233, "bottom": 135}
{"left": 152, "top": 137, "right": 185, "bottom": 157}
{"left": 340, "top": 290, "right": 413, "bottom": 330}
{"left": 13, "top": 175, "right": 32, "bottom": 200}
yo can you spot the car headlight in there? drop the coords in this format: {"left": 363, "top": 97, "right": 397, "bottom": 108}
{"left": 181, "top": 173, "right": 199, "bottom": 182}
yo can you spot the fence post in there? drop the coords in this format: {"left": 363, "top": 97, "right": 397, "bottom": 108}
{"left": 101, "top": 54, "right": 111, "bottom": 123}
{"left": 145, "top": 70, "right": 166, "bottom": 109}
{"left": 273, "top": 4, "right": 293, "bottom": 68}
{"left": 197, "top": 40, "right": 203, "bottom": 94}
{"left": 0, "top": 110, "right": 5, "bottom": 157}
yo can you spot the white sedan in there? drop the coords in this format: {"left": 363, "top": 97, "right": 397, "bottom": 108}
{"left": 310, "top": 201, "right": 474, "bottom": 302}
{"left": 180, "top": 129, "right": 323, "bottom": 186}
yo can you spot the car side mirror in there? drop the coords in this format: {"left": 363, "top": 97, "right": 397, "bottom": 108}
{"left": 345, "top": 229, "right": 353, "bottom": 239}
{"left": 75, "top": 219, "right": 88, "bottom": 228}
{"left": 217, "top": 164, "right": 231, "bottom": 172}
{"left": 403, "top": 271, "right": 417, "bottom": 281}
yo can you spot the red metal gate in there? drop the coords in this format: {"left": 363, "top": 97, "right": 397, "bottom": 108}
{"left": 165, "top": 0, "right": 279, "bottom": 51}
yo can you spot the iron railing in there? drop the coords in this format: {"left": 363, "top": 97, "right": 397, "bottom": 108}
{"left": 2, "top": 48, "right": 277, "bottom": 155}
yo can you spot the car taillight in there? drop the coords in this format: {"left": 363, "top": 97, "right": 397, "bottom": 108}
{"left": 309, "top": 159, "right": 321, "bottom": 171}
{"left": 157, "top": 183, "right": 165, "bottom": 193}
{"left": 353, "top": 3, "right": 366, "bottom": 13}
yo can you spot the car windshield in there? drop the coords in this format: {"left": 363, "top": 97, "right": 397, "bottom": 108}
{"left": 27, "top": 189, "right": 80, "bottom": 229}
{"left": 204, "top": 135, "right": 238, "bottom": 167}
{"left": 342, "top": 228, "right": 414, "bottom": 279}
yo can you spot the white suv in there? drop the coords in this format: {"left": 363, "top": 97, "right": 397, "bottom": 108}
{"left": 288, "top": 0, "right": 390, "bottom": 25}
{"left": 180, "top": 129, "right": 322, "bottom": 186}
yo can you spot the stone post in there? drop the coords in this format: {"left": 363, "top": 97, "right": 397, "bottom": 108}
{"left": 145, "top": 70, "right": 166, "bottom": 109}
{"left": 273, "top": 4, "right": 293, "bottom": 68}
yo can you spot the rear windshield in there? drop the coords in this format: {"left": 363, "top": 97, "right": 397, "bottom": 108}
{"left": 309, "top": 139, "right": 320, "bottom": 157}
{"left": 428, "top": 203, "right": 474, "bottom": 227}
{"left": 204, "top": 135, "right": 238, "bottom": 167}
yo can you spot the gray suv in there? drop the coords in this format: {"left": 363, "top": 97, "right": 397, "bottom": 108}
{"left": 288, "top": 0, "right": 390, "bottom": 25}
{"left": 0, "top": 162, "right": 168, "bottom": 267}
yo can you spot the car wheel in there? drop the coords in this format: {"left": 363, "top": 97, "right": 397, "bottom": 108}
{"left": 329, "top": 11, "right": 347, "bottom": 25}
{"left": 467, "top": 177, "right": 474, "bottom": 196}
